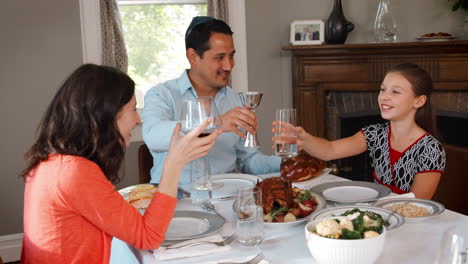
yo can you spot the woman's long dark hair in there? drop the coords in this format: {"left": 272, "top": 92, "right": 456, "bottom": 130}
{"left": 21, "top": 64, "right": 135, "bottom": 184}
{"left": 387, "top": 63, "right": 437, "bottom": 136}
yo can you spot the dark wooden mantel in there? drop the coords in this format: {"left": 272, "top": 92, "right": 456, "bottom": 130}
{"left": 282, "top": 40, "right": 468, "bottom": 137}
{"left": 282, "top": 41, "right": 468, "bottom": 215}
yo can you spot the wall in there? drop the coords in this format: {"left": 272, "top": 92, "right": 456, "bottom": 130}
{"left": 245, "top": 0, "right": 466, "bottom": 155}
{"left": 0, "top": 1, "right": 141, "bottom": 239}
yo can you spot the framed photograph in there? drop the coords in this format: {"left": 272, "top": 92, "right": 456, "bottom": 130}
{"left": 290, "top": 20, "right": 324, "bottom": 45}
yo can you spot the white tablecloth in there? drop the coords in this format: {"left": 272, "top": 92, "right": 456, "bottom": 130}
{"left": 110, "top": 173, "right": 468, "bottom": 264}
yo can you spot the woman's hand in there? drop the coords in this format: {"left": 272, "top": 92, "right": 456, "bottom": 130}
{"left": 166, "top": 119, "right": 221, "bottom": 168}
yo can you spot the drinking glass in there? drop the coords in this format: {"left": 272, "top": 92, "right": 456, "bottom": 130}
{"left": 434, "top": 226, "right": 466, "bottom": 264}
{"left": 236, "top": 187, "right": 264, "bottom": 246}
{"left": 181, "top": 97, "right": 223, "bottom": 205}
{"left": 274, "top": 108, "right": 298, "bottom": 158}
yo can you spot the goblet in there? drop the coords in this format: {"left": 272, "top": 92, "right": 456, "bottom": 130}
{"left": 239, "top": 92, "right": 263, "bottom": 147}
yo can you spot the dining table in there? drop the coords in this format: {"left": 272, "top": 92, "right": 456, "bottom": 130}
{"left": 110, "top": 172, "right": 468, "bottom": 264}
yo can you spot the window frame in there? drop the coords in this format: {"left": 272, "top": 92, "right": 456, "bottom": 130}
{"left": 79, "top": 0, "right": 248, "bottom": 142}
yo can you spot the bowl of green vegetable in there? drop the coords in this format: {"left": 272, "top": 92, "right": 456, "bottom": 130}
{"left": 304, "top": 208, "right": 387, "bottom": 264}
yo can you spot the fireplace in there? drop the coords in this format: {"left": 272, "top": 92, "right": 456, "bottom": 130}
{"left": 283, "top": 40, "right": 468, "bottom": 214}
{"left": 437, "top": 111, "right": 468, "bottom": 148}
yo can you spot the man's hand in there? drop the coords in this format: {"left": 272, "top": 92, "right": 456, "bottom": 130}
{"left": 220, "top": 107, "right": 257, "bottom": 138}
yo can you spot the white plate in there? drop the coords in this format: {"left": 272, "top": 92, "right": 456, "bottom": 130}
{"left": 372, "top": 198, "right": 445, "bottom": 222}
{"left": 232, "top": 190, "right": 327, "bottom": 228}
{"left": 311, "top": 181, "right": 391, "bottom": 205}
{"left": 164, "top": 211, "right": 224, "bottom": 241}
{"left": 416, "top": 36, "right": 456, "bottom": 42}
{"left": 308, "top": 205, "right": 404, "bottom": 231}
{"left": 210, "top": 173, "right": 261, "bottom": 199}
{"left": 292, "top": 168, "right": 333, "bottom": 189}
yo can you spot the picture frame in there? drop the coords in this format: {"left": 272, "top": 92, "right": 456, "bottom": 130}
{"left": 290, "top": 20, "right": 325, "bottom": 45}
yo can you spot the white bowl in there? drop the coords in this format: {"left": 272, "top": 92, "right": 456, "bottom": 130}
{"left": 304, "top": 218, "right": 386, "bottom": 264}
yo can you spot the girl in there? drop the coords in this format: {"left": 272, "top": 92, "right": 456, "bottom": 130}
{"left": 21, "top": 64, "right": 220, "bottom": 263}
{"left": 274, "top": 63, "right": 445, "bottom": 199}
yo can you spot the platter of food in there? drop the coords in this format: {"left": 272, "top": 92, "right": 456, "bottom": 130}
{"left": 310, "top": 181, "right": 391, "bottom": 205}
{"left": 372, "top": 198, "right": 445, "bottom": 222}
{"left": 416, "top": 32, "right": 455, "bottom": 41}
{"left": 281, "top": 151, "right": 328, "bottom": 183}
{"left": 164, "top": 211, "right": 224, "bottom": 242}
{"left": 308, "top": 205, "right": 404, "bottom": 231}
{"left": 233, "top": 176, "right": 327, "bottom": 227}
{"left": 119, "top": 184, "right": 158, "bottom": 209}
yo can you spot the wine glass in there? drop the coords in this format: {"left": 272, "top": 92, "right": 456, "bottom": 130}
{"left": 180, "top": 97, "right": 223, "bottom": 204}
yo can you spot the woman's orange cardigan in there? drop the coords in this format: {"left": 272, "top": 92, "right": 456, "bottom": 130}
{"left": 22, "top": 154, "right": 177, "bottom": 263}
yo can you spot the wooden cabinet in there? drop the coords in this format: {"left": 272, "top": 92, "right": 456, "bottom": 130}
{"left": 282, "top": 41, "right": 468, "bottom": 214}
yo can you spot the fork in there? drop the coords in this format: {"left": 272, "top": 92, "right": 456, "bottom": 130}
{"left": 165, "top": 234, "right": 237, "bottom": 250}
{"left": 218, "top": 252, "right": 265, "bottom": 264}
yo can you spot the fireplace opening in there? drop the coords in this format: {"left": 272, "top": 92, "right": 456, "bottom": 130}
{"left": 436, "top": 111, "right": 468, "bottom": 148}
{"left": 335, "top": 110, "right": 385, "bottom": 182}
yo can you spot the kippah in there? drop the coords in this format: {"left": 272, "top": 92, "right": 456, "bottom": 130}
{"left": 185, "top": 16, "right": 215, "bottom": 40}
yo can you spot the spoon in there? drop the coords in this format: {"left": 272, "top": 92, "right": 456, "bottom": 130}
{"left": 201, "top": 200, "right": 228, "bottom": 222}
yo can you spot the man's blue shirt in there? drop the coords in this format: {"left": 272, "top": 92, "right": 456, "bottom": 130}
{"left": 142, "top": 70, "right": 281, "bottom": 189}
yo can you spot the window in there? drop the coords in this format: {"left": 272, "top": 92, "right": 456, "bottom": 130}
{"left": 79, "top": 0, "right": 248, "bottom": 142}
{"left": 118, "top": 0, "right": 207, "bottom": 107}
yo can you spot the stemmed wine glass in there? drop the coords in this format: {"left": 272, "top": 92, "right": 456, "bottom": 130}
{"left": 239, "top": 92, "right": 263, "bottom": 147}
{"left": 181, "top": 97, "right": 223, "bottom": 204}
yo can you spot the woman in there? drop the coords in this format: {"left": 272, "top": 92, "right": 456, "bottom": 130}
{"left": 21, "top": 64, "right": 220, "bottom": 263}
{"left": 274, "top": 63, "right": 445, "bottom": 199}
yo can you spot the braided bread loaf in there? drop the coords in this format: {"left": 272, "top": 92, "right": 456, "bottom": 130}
{"left": 280, "top": 151, "right": 326, "bottom": 182}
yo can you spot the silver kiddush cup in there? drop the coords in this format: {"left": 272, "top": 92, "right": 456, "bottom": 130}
{"left": 239, "top": 92, "right": 263, "bottom": 147}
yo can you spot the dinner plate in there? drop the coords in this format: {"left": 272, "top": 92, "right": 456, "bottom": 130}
{"left": 164, "top": 211, "right": 224, "bottom": 241}
{"left": 416, "top": 36, "right": 456, "bottom": 42}
{"left": 232, "top": 190, "right": 327, "bottom": 228}
{"left": 311, "top": 181, "right": 391, "bottom": 205}
{"left": 210, "top": 173, "right": 261, "bottom": 199}
{"left": 372, "top": 198, "right": 445, "bottom": 222}
{"left": 308, "top": 205, "right": 404, "bottom": 231}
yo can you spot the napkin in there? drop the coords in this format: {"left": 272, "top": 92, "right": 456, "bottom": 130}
{"left": 376, "top": 192, "right": 415, "bottom": 202}
{"left": 154, "top": 234, "right": 232, "bottom": 261}
{"left": 207, "top": 254, "right": 270, "bottom": 264}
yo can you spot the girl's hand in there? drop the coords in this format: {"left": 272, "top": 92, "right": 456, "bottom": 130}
{"left": 166, "top": 119, "right": 221, "bottom": 168}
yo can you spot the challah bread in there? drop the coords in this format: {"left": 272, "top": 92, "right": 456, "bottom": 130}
{"left": 125, "top": 184, "right": 157, "bottom": 209}
{"left": 280, "top": 151, "right": 326, "bottom": 182}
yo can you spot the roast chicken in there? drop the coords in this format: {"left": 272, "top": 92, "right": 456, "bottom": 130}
{"left": 256, "top": 177, "right": 294, "bottom": 215}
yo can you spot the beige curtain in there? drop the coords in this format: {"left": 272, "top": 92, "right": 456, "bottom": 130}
{"left": 207, "top": 0, "right": 229, "bottom": 24}
{"left": 99, "top": 0, "right": 128, "bottom": 72}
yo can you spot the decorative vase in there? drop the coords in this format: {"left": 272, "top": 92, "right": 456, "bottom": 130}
{"left": 373, "top": 0, "right": 397, "bottom": 42}
{"left": 325, "top": 0, "right": 354, "bottom": 44}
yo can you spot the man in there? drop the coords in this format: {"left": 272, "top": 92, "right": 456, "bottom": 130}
{"left": 142, "top": 16, "right": 281, "bottom": 188}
